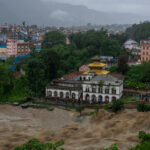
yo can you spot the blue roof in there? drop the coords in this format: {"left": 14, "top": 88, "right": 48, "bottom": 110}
{"left": 14, "top": 54, "right": 30, "bottom": 64}
{"left": 10, "top": 65, "right": 16, "bottom": 70}
{"left": 0, "top": 46, "right": 7, "bottom": 48}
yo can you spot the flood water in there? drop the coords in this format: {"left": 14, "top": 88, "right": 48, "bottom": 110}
{"left": 0, "top": 105, "right": 150, "bottom": 150}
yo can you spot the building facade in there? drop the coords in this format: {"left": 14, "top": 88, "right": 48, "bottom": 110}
{"left": 46, "top": 61, "right": 124, "bottom": 103}
{"left": 7, "top": 39, "right": 18, "bottom": 57}
{"left": 141, "top": 40, "right": 150, "bottom": 62}
{"left": 17, "top": 42, "right": 31, "bottom": 56}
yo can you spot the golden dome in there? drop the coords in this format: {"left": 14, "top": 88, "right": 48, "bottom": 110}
{"left": 88, "top": 62, "right": 106, "bottom": 68}
{"left": 84, "top": 70, "right": 109, "bottom": 75}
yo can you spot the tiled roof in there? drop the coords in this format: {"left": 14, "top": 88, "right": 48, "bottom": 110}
{"left": 109, "top": 73, "right": 125, "bottom": 80}
{"left": 62, "top": 71, "right": 83, "bottom": 80}
{"left": 91, "top": 74, "right": 118, "bottom": 82}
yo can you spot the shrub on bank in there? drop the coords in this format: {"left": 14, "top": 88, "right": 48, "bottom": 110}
{"left": 14, "top": 139, "right": 64, "bottom": 150}
{"left": 137, "top": 102, "right": 150, "bottom": 112}
{"left": 103, "top": 144, "right": 119, "bottom": 150}
{"left": 111, "top": 100, "right": 124, "bottom": 112}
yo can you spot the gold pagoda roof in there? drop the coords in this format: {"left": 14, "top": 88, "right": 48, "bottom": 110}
{"left": 88, "top": 62, "right": 106, "bottom": 68}
{"left": 83, "top": 69, "right": 109, "bottom": 75}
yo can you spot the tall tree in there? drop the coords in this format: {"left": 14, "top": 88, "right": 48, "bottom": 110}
{"left": 42, "top": 31, "right": 66, "bottom": 49}
{"left": 118, "top": 55, "right": 129, "bottom": 74}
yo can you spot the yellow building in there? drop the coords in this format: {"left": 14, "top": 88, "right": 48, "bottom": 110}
{"left": 84, "top": 56, "right": 109, "bottom": 75}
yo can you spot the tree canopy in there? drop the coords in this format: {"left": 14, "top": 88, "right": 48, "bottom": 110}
{"left": 126, "top": 22, "right": 150, "bottom": 42}
{"left": 42, "top": 31, "right": 66, "bottom": 49}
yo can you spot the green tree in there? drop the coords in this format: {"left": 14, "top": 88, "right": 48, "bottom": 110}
{"left": 40, "top": 50, "right": 60, "bottom": 81}
{"left": 126, "top": 21, "right": 150, "bottom": 42}
{"left": 98, "top": 80, "right": 104, "bottom": 88}
{"left": 118, "top": 55, "right": 129, "bottom": 74}
{"left": 42, "top": 31, "right": 66, "bottom": 49}
{"left": 111, "top": 100, "right": 124, "bottom": 112}
{"left": 0, "top": 63, "right": 14, "bottom": 99}
{"left": 26, "top": 59, "right": 45, "bottom": 97}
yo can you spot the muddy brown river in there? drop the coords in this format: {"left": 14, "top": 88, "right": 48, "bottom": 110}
{"left": 0, "top": 105, "right": 150, "bottom": 150}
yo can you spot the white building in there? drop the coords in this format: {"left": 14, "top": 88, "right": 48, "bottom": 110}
{"left": 124, "top": 39, "right": 138, "bottom": 50}
{"left": 46, "top": 72, "right": 123, "bottom": 103}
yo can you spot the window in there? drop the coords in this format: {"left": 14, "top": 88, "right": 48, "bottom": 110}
{"left": 86, "top": 87, "right": 89, "bottom": 92}
{"left": 99, "top": 88, "right": 103, "bottom": 93}
{"left": 105, "top": 89, "right": 109, "bottom": 94}
{"left": 112, "top": 88, "right": 116, "bottom": 94}
{"left": 72, "top": 93, "right": 76, "bottom": 99}
{"left": 92, "top": 88, "right": 96, "bottom": 93}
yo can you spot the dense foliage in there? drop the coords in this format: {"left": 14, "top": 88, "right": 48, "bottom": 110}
{"left": 111, "top": 100, "right": 124, "bottom": 112}
{"left": 124, "top": 62, "right": 150, "bottom": 89}
{"left": 137, "top": 102, "right": 150, "bottom": 112}
{"left": 126, "top": 22, "right": 150, "bottom": 42}
{"left": 14, "top": 139, "right": 64, "bottom": 150}
{"left": 69, "top": 30, "right": 126, "bottom": 57}
{"left": 42, "top": 31, "right": 66, "bottom": 49}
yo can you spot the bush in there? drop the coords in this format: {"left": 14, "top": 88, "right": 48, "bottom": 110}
{"left": 103, "top": 144, "right": 119, "bottom": 150}
{"left": 139, "top": 131, "right": 150, "bottom": 142}
{"left": 137, "top": 102, "right": 150, "bottom": 112}
{"left": 111, "top": 100, "right": 124, "bottom": 112}
{"left": 14, "top": 139, "right": 64, "bottom": 150}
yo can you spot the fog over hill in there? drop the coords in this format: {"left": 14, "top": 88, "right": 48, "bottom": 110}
{"left": 0, "top": 0, "right": 144, "bottom": 26}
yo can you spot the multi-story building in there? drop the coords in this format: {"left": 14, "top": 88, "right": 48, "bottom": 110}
{"left": 141, "top": 40, "right": 150, "bottom": 62}
{"left": 46, "top": 60, "right": 124, "bottom": 103}
{"left": 7, "top": 39, "right": 18, "bottom": 57}
{"left": 17, "top": 42, "right": 31, "bottom": 56}
{"left": 31, "top": 41, "right": 42, "bottom": 51}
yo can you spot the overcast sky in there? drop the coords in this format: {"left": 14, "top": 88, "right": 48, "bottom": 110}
{"left": 41, "top": 0, "right": 150, "bottom": 17}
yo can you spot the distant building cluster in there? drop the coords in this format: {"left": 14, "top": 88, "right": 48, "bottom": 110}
{"left": 0, "top": 24, "right": 44, "bottom": 60}
{"left": 123, "top": 38, "right": 150, "bottom": 63}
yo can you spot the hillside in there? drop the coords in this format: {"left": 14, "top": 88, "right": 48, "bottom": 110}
{"left": 0, "top": 0, "right": 142, "bottom": 26}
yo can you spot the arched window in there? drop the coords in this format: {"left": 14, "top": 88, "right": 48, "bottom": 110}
{"left": 47, "top": 91, "right": 52, "bottom": 97}
{"left": 60, "top": 92, "right": 64, "bottom": 98}
{"left": 85, "top": 94, "right": 90, "bottom": 101}
{"left": 66, "top": 92, "right": 70, "bottom": 98}
{"left": 92, "top": 95, "right": 97, "bottom": 102}
{"left": 98, "top": 95, "right": 102, "bottom": 102}
{"left": 54, "top": 91, "right": 58, "bottom": 97}
{"left": 105, "top": 96, "right": 109, "bottom": 102}
{"left": 72, "top": 93, "right": 76, "bottom": 99}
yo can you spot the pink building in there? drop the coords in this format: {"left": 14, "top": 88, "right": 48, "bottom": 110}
{"left": 141, "top": 40, "right": 150, "bottom": 62}
{"left": 7, "top": 39, "right": 18, "bottom": 57}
